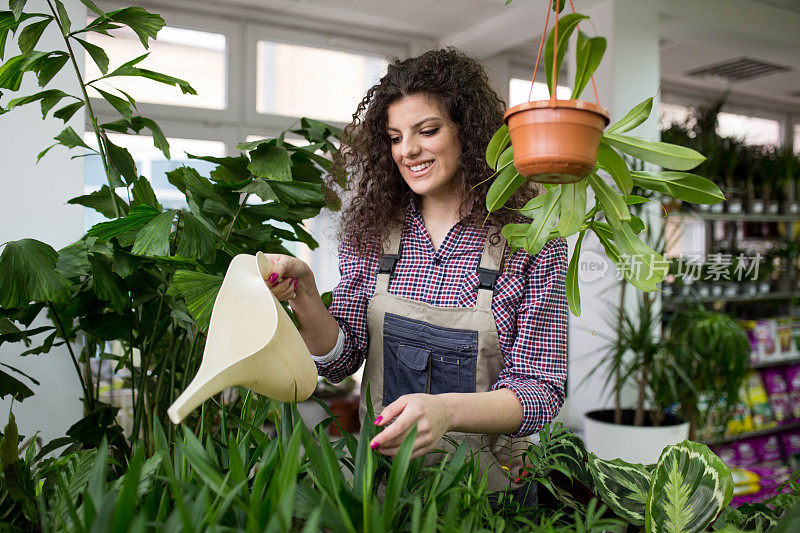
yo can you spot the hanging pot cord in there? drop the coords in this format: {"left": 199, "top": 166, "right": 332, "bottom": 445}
{"left": 527, "top": 0, "right": 601, "bottom": 107}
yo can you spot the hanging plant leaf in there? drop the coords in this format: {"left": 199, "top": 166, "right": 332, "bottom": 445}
{"left": 565, "top": 230, "right": 585, "bottom": 316}
{"left": 167, "top": 270, "right": 223, "bottom": 333}
{"left": 544, "top": 13, "right": 588, "bottom": 95}
{"left": 607, "top": 97, "right": 653, "bottom": 134}
{"left": 587, "top": 173, "right": 630, "bottom": 229}
{"left": 486, "top": 148, "right": 524, "bottom": 213}
{"left": 486, "top": 125, "right": 510, "bottom": 169}
{"left": 610, "top": 221, "right": 666, "bottom": 291}
{"left": 572, "top": 32, "right": 606, "bottom": 100}
{"left": 631, "top": 171, "right": 725, "bottom": 205}
{"left": 604, "top": 133, "right": 705, "bottom": 171}
{"left": 0, "top": 239, "right": 70, "bottom": 307}
{"left": 558, "top": 181, "right": 586, "bottom": 237}
{"left": 596, "top": 141, "right": 632, "bottom": 194}
{"left": 588, "top": 453, "right": 652, "bottom": 526}
{"left": 524, "top": 187, "right": 561, "bottom": 255}
{"left": 645, "top": 440, "right": 733, "bottom": 533}
{"left": 131, "top": 209, "right": 176, "bottom": 257}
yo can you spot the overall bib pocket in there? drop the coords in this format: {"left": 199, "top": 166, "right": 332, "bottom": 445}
{"left": 382, "top": 313, "right": 478, "bottom": 406}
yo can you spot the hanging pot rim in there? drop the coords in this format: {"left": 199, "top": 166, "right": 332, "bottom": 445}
{"left": 504, "top": 98, "right": 611, "bottom": 124}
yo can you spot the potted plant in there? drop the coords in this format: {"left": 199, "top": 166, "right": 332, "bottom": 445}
{"left": 489, "top": 1, "right": 724, "bottom": 316}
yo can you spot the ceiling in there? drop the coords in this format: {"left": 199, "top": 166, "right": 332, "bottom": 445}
{"left": 186, "top": 0, "right": 800, "bottom": 109}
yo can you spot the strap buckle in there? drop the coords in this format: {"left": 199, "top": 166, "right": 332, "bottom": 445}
{"left": 378, "top": 242, "right": 404, "bottom": 276}
{"left": 477, "top": 267, "right": 499, "bottom": 292}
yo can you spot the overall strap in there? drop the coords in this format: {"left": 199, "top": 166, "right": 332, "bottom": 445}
{"left": 476, "top": 227, "right": 506, "bottom": 309}
{"left": 376, "top": 225, "right": 403, "bottom": 294}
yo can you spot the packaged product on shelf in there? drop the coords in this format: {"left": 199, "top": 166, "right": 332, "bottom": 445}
{"left": 734, "top": 439, "right": 760, "bottom": 468}
{"left": 745, "top": 371, "right": 776, "bottom": 429}
{"left": 753, "top": 434, "right": 784, "bottom": 467}
{"left": 785, "top": 364, "right": 800, "bottom": 420}
{"left": 793, "top": 318, "right": 800, "bottom": 353}
{"left": 780, "top": 428, "right": 800, "bottom": 469}
{"left": 696, "top": 393, "right": 727, "bottom": 441}
{"left": 741, "top": 320, "right": 760, "bottom": 365}
{"left": 754, "top": 319, "right": 778, "bottom": 361}
{"left": 760, "top": 368, "right": 793, "bottom": 425}
{"left": 726, "top": 393, "right": 754, "bottom": 435}
{"left": 777, "top": 318, "right": 796, "bottom": 357}
{"left": 730, "top": 467, "right": 760, "bottom": 497}
{"left": 712, "top": 443, "right": 738, "bottom": 466}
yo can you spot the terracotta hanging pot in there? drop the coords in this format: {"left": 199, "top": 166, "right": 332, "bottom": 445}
{"left": 504, "top": 99, "right": 609, "bottom": 184}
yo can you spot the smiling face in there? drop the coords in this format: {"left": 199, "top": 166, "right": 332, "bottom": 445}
{"left": 386, "top": 94, "right": 463, "bottom": 203}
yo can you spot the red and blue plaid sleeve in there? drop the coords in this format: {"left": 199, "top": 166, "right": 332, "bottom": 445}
{"left": 492, "top": 237, "right": 569, "bottom": 437}
{"left": 314, "top": 238, "right": 377, "bottom": 383}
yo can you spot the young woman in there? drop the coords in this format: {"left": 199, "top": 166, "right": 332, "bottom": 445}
{"left": 263, "top": 48, "right": 568, "bottom": 496}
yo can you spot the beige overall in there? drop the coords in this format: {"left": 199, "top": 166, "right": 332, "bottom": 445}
{"left": 359, "top": 224, "right": 528, "bottom": 493}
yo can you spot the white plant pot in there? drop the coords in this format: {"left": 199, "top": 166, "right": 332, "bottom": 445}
{"left": 583, "top": 409, "right": 690, "bottom": 464}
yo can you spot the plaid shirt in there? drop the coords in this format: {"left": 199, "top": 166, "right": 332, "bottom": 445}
{"left": 316, "top": 203, "right": 569, "bottom": 437}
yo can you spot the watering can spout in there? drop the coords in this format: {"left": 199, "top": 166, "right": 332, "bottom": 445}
{"left": 167, "top": 252, "right": 317, "bottom": 424}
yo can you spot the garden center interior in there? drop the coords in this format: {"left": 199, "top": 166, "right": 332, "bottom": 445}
{"left": 2, "top": 0, "right": 800, "bottom": 516}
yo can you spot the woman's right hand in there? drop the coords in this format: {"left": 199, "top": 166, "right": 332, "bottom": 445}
{"left": 260, "top": 254, "right": 311, "bottom": 302}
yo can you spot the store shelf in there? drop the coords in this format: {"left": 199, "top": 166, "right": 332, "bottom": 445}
{"left": 703, "top": 420, "right": 800, "bottom": 447}
{"left": 664, "top": 291, "right": 799, "bottom": 306}
{"left": 750, "top": 356, "right": 800, "bottom": 370}
{"left": 669, "top": 211, "right": 800, "bottom": 223}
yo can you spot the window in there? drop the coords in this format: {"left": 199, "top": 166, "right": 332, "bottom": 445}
{"left": 83, "top": 134, "right": 225, "bottom": 229}
{"left": 86, "top": 25, "right": 227, "bottom": 109}
{"left": 508, "top": 78, "right": 571, "bottom": 107}
{"left": 716, "top": 112, "right": 780, "bottom": 146}
{"left": 256, "top": 41, "right": 387, "bottom": 123}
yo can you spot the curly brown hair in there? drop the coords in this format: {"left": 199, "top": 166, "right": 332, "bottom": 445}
{"left": 329, "top": 47, "right": 536, "bottom": 255}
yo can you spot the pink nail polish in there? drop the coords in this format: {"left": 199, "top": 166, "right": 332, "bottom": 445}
{"left": 293, "top": 278, "right": 299, "bottom": 290}
{"left": 268, "top": 273, "right": 278, "bottom": 284}
{"left": 370, "top": 442, "right": 379, "bottom": 450}
{"left": 374, "top": 416, "right": 383, "bottom": 424}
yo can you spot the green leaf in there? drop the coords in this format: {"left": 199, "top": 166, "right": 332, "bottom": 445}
{"left": 177, "top": 212, "right": 218, "bottom": 262}
{"left": 572, "top": 32, "right": 606, "bottom": 100}
{"left": 268, "top": 181, "right": 325, "bottom": 206}
{"left": 565, "top": 230, "right": 584, "bottom": 316}
{"left": 18, "top": 18, "right": 51, "bottom": 55}
{"left": 140, "top": 117, "right": 168, "bottom": 158}
{"left": 0, "top": 54, "right": 26, "bottom": 90}
{"left": 30, "top": 51, "right": 68, "bottom": 86}
{"left": 610, "top": 221, "right": 667, "bottom": 291}
{"left": 53, "top": 101, "right": 84, "bottom": 122}
{"left": 0, "top": 239, "right": 70, "bottom": 307}
{"left": 587, "top": 173, "right": 630, "bottom": 229}
{"left": 94, "top": 87, "right": 131, "bottom": 119}
{"left": 524, "top": 186, "right": 561, "bottom": 255}
{"left": 19, "top": 329, "right": 58, "bottom": 356}
{"left": 104, "top": 7, "right": 164, "bottom": 48}
{"left": 248, "top": 144, "right": 292, "bottom": 182}
{"left": 131, "top": 210, "right": 175, "bottom": 257}
{"left": 596, "top": 140, "right": 632, "bottom": 194}
{"left": 99, "top": 53, "right": 196, "bottom": 95}
{"left": 544, "top": 13, "right": 588, "bottom": 95}
{"left": 645, "top": 440, "right": 733, "bottom": 533}
{"left": 88, "top": 254, "right": 128, "bottom": 312}
{"left": 88, "top": 204, "right": 160, "bottom": 241}
{"left": 131, "top": 176, "right": 161, "bottom": 210}
{"left": 588, "top": 453, "right": 652, "bottom": 526}
{"left": 76, "top": 0, "right": 104, "bottom": 17}
{"left": 104, "top": 136, "right": 138, "bottom": 185}
{"left": 74, "top": 37, "right": 108, "bottom": 74}
{"left": 54, "top": 125, "right": 91, "bottom": 150}
{"left": 236, "top": 178, "right": 279, "bottom": 202}
{"left": 0, "top": 368, "right": 34, "bottom": 401}
{"left": 167, "top": 270, "right": 223, "bottom": 333}
{"left": 54, "top": 0, "right": 70, "bottom": 34}
{"left": 486, "top": 147, "right": 525, "bottom": 212}
{"left": 68, "top": 186, "right": 129, "bottom": 218}
{"left": 7, "top": 88, "right": 69, "bottom": 118}
{"left": 486, "top": 125, "right": 510, "bottom": 169}
{"left": 56, "top": 238, "right": 91, "bottom": 278}
{"left": 382, "top": 425, "right": 417, "bottom": 530}
{"left": 557, "top": 181, "right": 587, "bottom": 237}
{"left": 10, "top": 1, "right": 26, "bottom": 21}
{"left": 631, "top": 171, "right": 725, "bottom": 205}
{"left": 607, "top": 97, "right": 653, "bottom": 134}
{"left": 604, "top": 133, "right": 706, "bottom": 171}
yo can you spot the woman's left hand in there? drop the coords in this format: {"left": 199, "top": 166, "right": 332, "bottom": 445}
{"left": 369, "top": 394, "right": 451, "bottom": 459}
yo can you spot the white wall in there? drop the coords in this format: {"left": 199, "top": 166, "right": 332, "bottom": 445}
{"left": 0, "top": 0, "right": 86, "bottom": 445}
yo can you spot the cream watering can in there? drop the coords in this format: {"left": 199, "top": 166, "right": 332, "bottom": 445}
{"left": 167, "top": 252, "right": 318, "bottom": 424}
